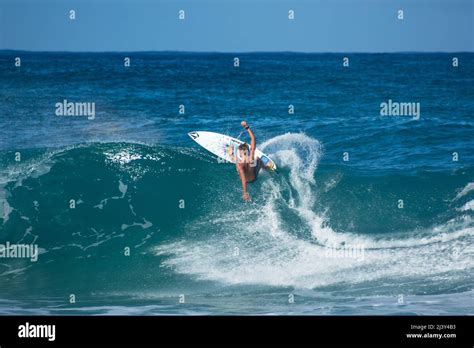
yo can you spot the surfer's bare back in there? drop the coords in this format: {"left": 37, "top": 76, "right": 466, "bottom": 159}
{"left": 227, "top": 121, "right": 262, "bottom": 201}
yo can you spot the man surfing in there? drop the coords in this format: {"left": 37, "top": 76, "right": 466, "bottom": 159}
{"left": 227, "top": 121, "right": 262, "bottom": 201}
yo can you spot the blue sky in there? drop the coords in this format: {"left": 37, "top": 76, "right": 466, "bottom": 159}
{"left": 1, "top": 0, "right": 472, "bottom": 52}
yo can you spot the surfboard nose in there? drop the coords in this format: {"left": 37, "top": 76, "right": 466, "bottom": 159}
{"left": 188, "top": 131, "right": 199, "bottom": 140}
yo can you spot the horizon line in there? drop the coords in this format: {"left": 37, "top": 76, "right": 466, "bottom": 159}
{"left": 1, "top": 49, "right": 472, "bottom": 54}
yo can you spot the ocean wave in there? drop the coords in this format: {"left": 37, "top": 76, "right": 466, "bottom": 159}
{"left": 0, "top": 137, "right": 472, "bottom": 295}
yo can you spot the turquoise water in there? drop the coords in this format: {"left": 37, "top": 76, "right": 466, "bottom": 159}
{"left": 0, "top": 52, "right": 473, "bottom": 314}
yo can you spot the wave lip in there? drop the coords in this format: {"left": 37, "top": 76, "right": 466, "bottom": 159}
{"left": 454, "top": 183, "right": 474, "bottom": 201}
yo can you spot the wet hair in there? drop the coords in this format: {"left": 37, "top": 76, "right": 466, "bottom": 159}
{"left": 238, "top": 143, "right": 250, "bottom": 153}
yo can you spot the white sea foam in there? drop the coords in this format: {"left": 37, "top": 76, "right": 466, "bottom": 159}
{"left": 457, "top": 200, "right": 474, "bottom": 212}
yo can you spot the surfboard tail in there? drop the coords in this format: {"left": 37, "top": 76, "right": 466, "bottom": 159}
{"left": 260, "top": 155, "right": 277, "bottom": 171}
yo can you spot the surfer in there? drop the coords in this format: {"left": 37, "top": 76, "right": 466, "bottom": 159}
{"left": 227, "top": 121, "right": 261, "bottom": 201}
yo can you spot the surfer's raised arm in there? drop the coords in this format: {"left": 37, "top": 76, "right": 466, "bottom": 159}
{"left": 241, "top": 121, "right": 256, "bottom": 160}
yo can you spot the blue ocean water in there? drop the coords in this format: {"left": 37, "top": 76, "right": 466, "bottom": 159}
{"left": 0, "top": 52, "right": 473, "bottom": 315}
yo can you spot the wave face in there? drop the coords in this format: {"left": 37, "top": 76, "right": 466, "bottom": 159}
{"left": 0, "top": 135, "right": 473, "bottom": 314}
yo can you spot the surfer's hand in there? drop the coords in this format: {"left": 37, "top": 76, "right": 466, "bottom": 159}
{"left": 241, "top": 121, "right": 248, "bottom": 128}
{"left": 243, "top": 192, "right": 250, "bottom": 201}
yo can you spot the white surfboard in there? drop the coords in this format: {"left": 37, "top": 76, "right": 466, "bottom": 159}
{"left": 188, "top": 131, "right": 277, "bottom": 171}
